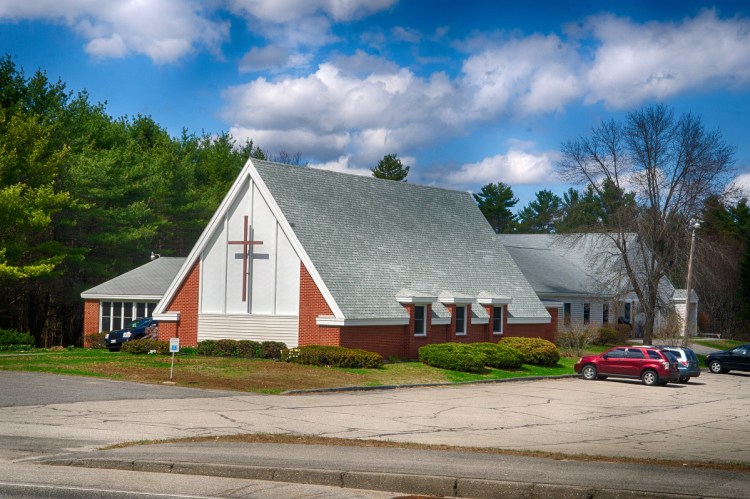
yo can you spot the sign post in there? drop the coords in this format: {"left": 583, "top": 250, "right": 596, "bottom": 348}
{"left": 169, "top": 338, "right": 180, "bottom": 382}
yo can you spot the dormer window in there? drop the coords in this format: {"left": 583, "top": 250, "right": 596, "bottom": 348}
{"left": 414, "top": 305, "right": 426, "bottom": 336}
{"left": 493, "top": 306, "right": 504, "bottom": 335}
{"left": 455, "top": 305, "right": 466, "bottom": 335}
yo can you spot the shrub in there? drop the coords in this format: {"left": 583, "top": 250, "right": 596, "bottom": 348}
{"left": 283, "top": 345, "right": 383, "bottom": 368}
{"left": 593, "top": 327, "right": 618, "bottom": 346}
{"left": 418, "top": 343, "right": 486, "bottom": 373}
{"left": 237, "top": 340, "right": 260, "bottom": 358}
{"left": 197, "top": 340, "right": 218, "bottom": 356}
{"left": 469, "top": 342, "right": 524, "bottom": 369}
{"left": 121, "top": 339, "right": 169, "bottom": 354}
{"left": 0, "top": 329, "right": 34, "bottom": 350}
{"left": 500, "top": 337, "right": 560, "bottom": 366}
{"left": 85, "top": 332, "right": 108, "bottom": 350}
{"left": 557, "top": 323, "right": 597, "bottom": 356}
{"left": 180, "top": 346, "right": 197, "bottom": 355}
{"left": 215, "top": 339, "right": 240, "bottom": 357}
{"left": 259, "top": 341, "right": 286, "bottom": 360}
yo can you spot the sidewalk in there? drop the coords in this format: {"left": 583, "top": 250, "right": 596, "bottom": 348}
{"left": 38, "top": 441, "right": 749, "bottom": 498}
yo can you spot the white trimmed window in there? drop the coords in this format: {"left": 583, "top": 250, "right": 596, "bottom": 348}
{"left": 492, "top": 306, "right": 504, "bottom": 335}
{"left": 455, "top": 306, "right": 467, "bottom": 335}
{"left": 414, "top": 305, "right": 427, "bottom": 336}
{"left": 602, "top": 303, "right": 609, "bottom": 324}
{"left": 100, "top": 301, "right": 157, "bottom": 331}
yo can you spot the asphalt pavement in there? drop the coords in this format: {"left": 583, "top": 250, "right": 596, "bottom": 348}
{"left": 1, "top": 370, "right": 749, "bottom": 498}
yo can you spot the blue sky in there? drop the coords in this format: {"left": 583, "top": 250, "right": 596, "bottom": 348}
{"left": 2, "top": 0, "right": 749, "bottom": 208}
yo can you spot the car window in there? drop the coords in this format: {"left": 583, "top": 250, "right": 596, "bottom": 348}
{"left": 647, "top": 350, "right": 662, "bottom": 360}
{"left": 606, "top": 348, "right": 626, "bottom": 358}
{"left": 684, "top": 349, "right": 698, "bottom": 361}
{"left": 664, "top": 349, "right": 684, "bottom": 361}
{"left": 626, "top": 349, "right": 645, "bottom": 359}
{"left": 735, "top": 347, "right": 748, "bottom": 355}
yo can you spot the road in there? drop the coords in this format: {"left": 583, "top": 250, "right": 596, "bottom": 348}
{"left": 1, "top": 370, "right": 749, "bottom": 497}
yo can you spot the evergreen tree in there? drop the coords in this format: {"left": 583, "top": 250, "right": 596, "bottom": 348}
{"left": 371, "top": 153, "right": 409, "bottom": 181}
{"left": 473, "top": 182, "right": 518, "bottom": 233}
{"left": 517, "top": 190, "right": 562, "bottom": 233}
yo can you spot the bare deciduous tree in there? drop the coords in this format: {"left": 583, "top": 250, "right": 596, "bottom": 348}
{"left": 557, "top": 104, "right": 735, "bottom": 345}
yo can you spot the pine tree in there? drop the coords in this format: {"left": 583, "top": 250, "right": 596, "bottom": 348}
{"left": 371, "top": 153, "right": 409, "bottom": 181}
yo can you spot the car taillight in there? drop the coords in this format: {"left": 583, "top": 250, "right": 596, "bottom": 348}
{"left": 662, "top": 361, "right": 669, "bottom": 369}
{"left": 680, "top": 360, "right": 688, "bottom": 366}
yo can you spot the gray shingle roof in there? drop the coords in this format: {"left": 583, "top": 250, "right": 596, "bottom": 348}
{"left": 81, "top": 257, "right": 186, "bottom": 299}
{"left": 498, "top": 234, "right": 683, "bottom": 303}
{"left": 253, "top": 160, "right": 548, "bottom": 321}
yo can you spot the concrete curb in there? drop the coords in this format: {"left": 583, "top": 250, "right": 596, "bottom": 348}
{"left": 283, "top": 374, "right": 580, "bottom": 394}
{"left": 40, "top": 457, "right": 719, "bottom": 498}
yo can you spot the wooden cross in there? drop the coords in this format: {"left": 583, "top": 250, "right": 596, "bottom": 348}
{"left": 227, "top": 216, "right": 263, "bottom": 302}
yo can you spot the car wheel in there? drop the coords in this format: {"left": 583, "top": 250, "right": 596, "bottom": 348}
{"left": 708, "top": 360, "right": 726, "bottom": 374}
{"left": 641, "top": 369, "right": 659, "bottom": 386}
{"left": 679, "top": 377, "right": 690, "bottom": 383}
{"left": 581, "top": 364, "right": 598, "bottom": 380}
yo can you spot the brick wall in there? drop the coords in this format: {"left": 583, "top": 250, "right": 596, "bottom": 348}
{"left": 299, "top": 263, "right": 341, "bottom": 346}
{"left": 158, "top": 261, "right": 200, "bottom": 346}
{"left": 504, "top": 307, "right": 558, "bottom": 342}
{"left": 82, "top": 300, "right": 100, "bottom": 346}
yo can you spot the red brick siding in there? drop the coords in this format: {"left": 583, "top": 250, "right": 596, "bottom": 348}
{"left": 298, "top": 263, "right": 341, "bottom": 346}
{"left": 82, "top": 300, "right": 100, "bottom": 346}
{"left": 504, "top": 307, "right": 558, "bottom": 343}
{"left": 158, "top": 261, "right": 200, "bottom": 346}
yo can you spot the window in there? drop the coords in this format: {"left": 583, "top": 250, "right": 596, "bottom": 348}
{"left": 414, "top": 305, "right": 426, "bottom": 336}
{"left": 647, "top": 350, "right": 662, "bottom": 360}
{"left": 602, "top": 303, "right": 609, "bottom": 324}
{"left": 607, "top": 348, "right": 626, "bottom": 358}
{"left": 100, "top": 301, "right": 158, "bottom": 331}
{"left": 455, "top": 306, "right": 466, "bottom": 335}
{"left": 492, "top": 306, "right": 503, "bottom": 335}
{"left": 626, "top": 349, "right": 645, "bottom": 359}
{"left": 102, "top": 302, "right": 112, "bottom": 331}
{"left": 583, "top": 303, "right": 590, "bottom": 324}
{"left": 563, "top": 303, "right": 571, "bottom": 325}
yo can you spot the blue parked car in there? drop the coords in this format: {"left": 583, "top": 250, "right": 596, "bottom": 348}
{"left": 105, "top": 318, "right": 158, "bottom": 351}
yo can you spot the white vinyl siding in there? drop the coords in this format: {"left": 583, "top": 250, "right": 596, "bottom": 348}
{"left": 200, "top": 177, "right": 301, "bottom": 317}
{"left": 198, "top": 314, "right": 299, "bottom": 347}
{"left": 553, "top": 299, "right": 610, "bottom": 331}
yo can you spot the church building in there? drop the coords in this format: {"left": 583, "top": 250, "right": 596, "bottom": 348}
{"left": 82, "top": 159, "right": 557, "bottom": 358}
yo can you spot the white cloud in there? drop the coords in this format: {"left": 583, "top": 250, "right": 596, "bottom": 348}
{"left": 228, "top": 0, "right": 396, "bottom": 24}
{"left": 0, "top": 0, "right": 228, "bottom": 63}
{"left": 461, "top": 33, "right": 583, "bottom": 117}
{"left": 309, "top": 155, "right": 372, "bottom": 176}
{"left": 585, "top": 10, "right": 750, "bottom": 107}
{"left": 444, "top": 149, "right": 560, "bottom": 188}
{"left": 221, "top": 62, "right": 461, "bottom": 165}
{"left": 238, "top": 45, "right": 289, "bottom": 72}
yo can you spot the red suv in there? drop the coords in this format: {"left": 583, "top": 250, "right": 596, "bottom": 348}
{"left": 575, "top": 346, "right": 680, "bottom": 386}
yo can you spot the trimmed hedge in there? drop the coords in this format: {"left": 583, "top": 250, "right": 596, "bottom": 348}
{"left": 500, "top": 337, "right": 560, "bottom": 366}
{"left": 195, "top": 339, "right": 287, "bottom": 359}
{"left": 121, "top": 338, "right": 169, "bottom": 354}
{"left": 470, "top": 342, "right": 525, "bottom": 369}
{"left": 418, "top": 343, "right": 486, "bottom": 373}
{"left": 0, "top": 329, "right": 34, "bottom": 350}
{"left": 282, "top": 345, "right": 384, "bottom": 368}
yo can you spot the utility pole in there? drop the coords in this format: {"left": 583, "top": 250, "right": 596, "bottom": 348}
{"left": 682, "top": 221, "right": 699, "bottom": 346}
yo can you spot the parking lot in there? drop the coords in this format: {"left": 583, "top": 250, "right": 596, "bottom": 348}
{"left": 1, "top": 370, "right": 748, "bottom": 464}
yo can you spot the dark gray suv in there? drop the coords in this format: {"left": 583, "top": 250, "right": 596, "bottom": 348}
{"left": 658, "top": 346, "right": 701, "bottom": 383}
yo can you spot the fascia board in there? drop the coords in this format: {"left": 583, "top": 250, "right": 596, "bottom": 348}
{"left": 439, "top": 297, "right": 475, "bottom": 305}
{"left": 81, "top": 293, "right": 163, "bottom": 301}
{"left": 541, "top": 301, "right": 565, "bottom": 309}
{"left": 396, "top": 295, "right": 438, "bottom": 304}
{"left": 316, "top": 317, "right": 409, "bottom": 327}
{"left": 431, "top": 318, "right": 451, "bottom": 325}
{"left": 153, "top": 312, "right": 180, "bottom": 321}
{"left": 507, "top": 317, "right": 552, "bottom": 325}
{"left": 471, "top": 317, "right": 490, "bottom": 324}
{"left": 477, "top": 297, "right": 512, "bottom": 305}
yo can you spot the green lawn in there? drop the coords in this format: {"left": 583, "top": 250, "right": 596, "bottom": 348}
{"left": 0, "top": 349, "right": 577, "bottom": 393}
{"left": 692, "top": 339, "right": 745, "bottom": 351}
